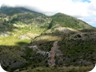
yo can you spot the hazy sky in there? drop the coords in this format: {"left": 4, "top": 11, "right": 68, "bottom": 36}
{"left": 0, "top": 0, "right": 96, "bottom": 27}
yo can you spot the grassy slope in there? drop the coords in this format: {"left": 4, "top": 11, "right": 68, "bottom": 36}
{"left": 51, "top": 13, "right": 93, "bottom": 29}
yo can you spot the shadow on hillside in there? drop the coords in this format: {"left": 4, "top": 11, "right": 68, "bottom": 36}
{"left": 0, "top": 39, "right": 96, "bottom": 71}
{"left": 29, "top": 39, "right": 96, "bottom": 72}
{"left": 0, "top": 41, "right": 29, "bottom": 71}
{"left": 0, "top": 29, "right": 96, "bottom": 71}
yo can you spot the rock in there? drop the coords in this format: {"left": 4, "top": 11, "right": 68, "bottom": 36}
{"left": 55, "top": 27, "right": 75, "bottom": 34}
{"left": 37, "top": 50, "right": 49, "bottom": 56}
{"left": 70, "top": 32, "right": 96, "bottom": 40}
{"left": 28, "top": 45, "right": 39, "bottom": 51}
{"left": 26, "top": 33, "right": 39, "bottom": 39}
{"left": 19, "top": 35, "right": 30, "bottom": 40}
{"left": 28, "top": 45, "right": 49, "bottom": 55}
{"left": 0, "top": 32, "right": 11, "bottom": 37}
{"left": 70, "top": 33, "right": 85, "bottom": 40}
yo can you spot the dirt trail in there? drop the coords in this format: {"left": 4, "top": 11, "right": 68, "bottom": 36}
{"left": 49, "top": 41, "right": 59, "bottom": 66}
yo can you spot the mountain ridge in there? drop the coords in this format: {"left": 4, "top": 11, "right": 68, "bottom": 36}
{"left": 0, "top": 6, "right": 94, "bottom": 30}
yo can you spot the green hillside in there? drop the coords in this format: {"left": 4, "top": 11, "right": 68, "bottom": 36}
{"left": 51, "top": 13, "right": 93, "bottom": 29}
{"left": 0, "top": 6, "right": 96, "bottom": 72}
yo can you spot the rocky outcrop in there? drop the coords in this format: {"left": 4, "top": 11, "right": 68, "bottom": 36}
{"left": 0, "top": 32, "right": 11, "bottom": 37}
{"left": 19, "top": 35, "right": 30, "bottom": 40}
{"left": 28, "top": 41, "right": 64, "bottom": 67}
{"left": 28, "top": 45, "right": 49, "bottom": 56}
{"left": 69, "top": 32, "right": 96, "bottom": 40}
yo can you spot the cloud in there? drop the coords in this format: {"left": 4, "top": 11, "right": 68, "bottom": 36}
{"left": 0, "top": 0, "right": 90, "bottom": 16}
{"left": 88, "top": 0, "right": 96, "bottom": 16}
{"left": 72, "top": 0, "right": 91, "bottom": 3}
{"left": 0, "top": 0, "right": 96, "bottom": 27}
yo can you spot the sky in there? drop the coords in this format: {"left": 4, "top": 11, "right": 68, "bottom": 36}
{"left": 0, "top": 0, "right": 96, "bottom": 27}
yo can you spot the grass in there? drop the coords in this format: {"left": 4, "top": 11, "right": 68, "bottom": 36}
{"left": 0, "top": 35, "right": 30, "bottom": 46}
{"left": 14, "top": 66, "right": 93, "bottom": 72}
{"left": 0, "top": 24, "right": 46, "bottom": 46}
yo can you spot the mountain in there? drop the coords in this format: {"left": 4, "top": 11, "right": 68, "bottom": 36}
{"left": 0, "top": 6, "right": 94, "bottom": 29}
{"left": 0, "top": 6, "right": 96, "bottom": 72}
{"left": 0, "top": 6, "right": 42, "bottom": 15}
{"left": 51, "top": 13, "right": 93, "bottom": 29}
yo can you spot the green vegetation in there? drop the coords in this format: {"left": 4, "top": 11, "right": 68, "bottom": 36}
{"left": 0, "top": 6, "right": 96, "bottom": 72}
{"left": 14, "top": 66, "right": 93, "bottom": 72}
{"left": 51, "top": 13, "right": 93, "bottom": 29}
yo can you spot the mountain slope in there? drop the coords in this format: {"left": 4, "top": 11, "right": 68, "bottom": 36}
{"left": 51, "top": 13, "right": 93, "bottom": 29}
{"left": 0, "top": 6, "right": 94, "bottom": 29}
{"left": 0, "top": 6, "right": 96, "bottom": 72}
{"left": 0, "top": 6, "right": 42, "bottom": 16}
